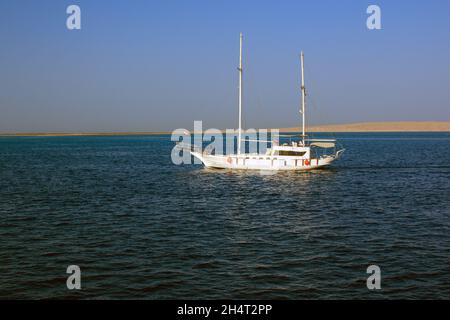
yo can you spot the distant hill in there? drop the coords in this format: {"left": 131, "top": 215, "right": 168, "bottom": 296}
{"left": 279, "top": 121, "right": 450, "bottom": 132}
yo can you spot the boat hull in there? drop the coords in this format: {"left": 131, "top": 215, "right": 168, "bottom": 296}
{"left": 191, "top": 151, "right": 343, "bottom": 171}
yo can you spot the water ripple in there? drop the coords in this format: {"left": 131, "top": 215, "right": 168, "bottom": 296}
{"left": 0, "top": 133, "right": 449, "bottom": 299}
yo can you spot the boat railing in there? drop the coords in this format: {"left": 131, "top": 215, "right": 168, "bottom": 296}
{"left": 175, "top": 142, "right": 203, "bottom": 154}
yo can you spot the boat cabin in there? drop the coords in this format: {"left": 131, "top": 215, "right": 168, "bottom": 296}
{"left": 267, "top": 144, "right": 311, "bottom": 159}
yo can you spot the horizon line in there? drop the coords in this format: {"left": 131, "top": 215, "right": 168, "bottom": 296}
{"left": 1, "top": 121, "right": 450, "bottom": 137}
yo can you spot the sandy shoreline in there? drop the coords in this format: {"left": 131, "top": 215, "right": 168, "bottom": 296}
{"left": 1, "top": 122, "right": 450, "bottom": 137}
{"left": 280, "top": 121, "right": 450, "bottom": 133}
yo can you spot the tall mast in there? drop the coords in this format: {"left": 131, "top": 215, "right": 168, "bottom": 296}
{"left": 238, "top": 33, "right": 243, "bottom": 155}
{"left": 300, "top": 51, "right": 306, "bottom": 145}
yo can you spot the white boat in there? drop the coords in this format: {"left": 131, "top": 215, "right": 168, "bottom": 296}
{"left": 189, "top": 33, "right": 345, "bottom": 171}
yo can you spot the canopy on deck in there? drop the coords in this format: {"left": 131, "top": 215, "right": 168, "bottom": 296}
{"left": 310, "top": 142, "right": 335, "bottom": 148}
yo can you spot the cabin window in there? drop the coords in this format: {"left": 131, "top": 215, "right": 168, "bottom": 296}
{"left": 277, "top": 151, "right": 306, "bottom": 156}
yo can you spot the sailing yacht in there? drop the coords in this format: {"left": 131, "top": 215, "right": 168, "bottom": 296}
{"left": 189, "top": 33, "right": 345, "bottom": 171}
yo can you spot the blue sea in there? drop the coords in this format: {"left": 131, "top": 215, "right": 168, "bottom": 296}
{"left": 0, "top": 132, "right": 449, "bottom": 299}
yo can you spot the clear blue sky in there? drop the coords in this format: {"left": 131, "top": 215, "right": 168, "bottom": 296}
{"left": 1, "top": 0, "right": 449, "bottom": 132}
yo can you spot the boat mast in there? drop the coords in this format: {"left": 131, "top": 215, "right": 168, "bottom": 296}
{"left": 300, "top": 51, "right": 306, "bottom": 145}
{"left": 238, "top": 33, "right": 243, "bottom": 155}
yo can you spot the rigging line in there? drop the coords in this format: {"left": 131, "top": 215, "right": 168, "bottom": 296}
{"left": 303, "top": 62, "right": 320, "bottom": 140}
{"left": 304, "top": 63, "right": 333, "bottom": 125}
{"left": 307, "top": 94, "right": 337, "bottom": 141}
{"left": 304, "top": 63, "right": 337, "bottom": 141}
{"left": 244, "top": 56, "right": 263, "bottom": 130}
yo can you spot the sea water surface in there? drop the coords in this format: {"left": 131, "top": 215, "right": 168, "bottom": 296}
{"left": 0, "top": 133, "right": 449, "bottom": 299}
